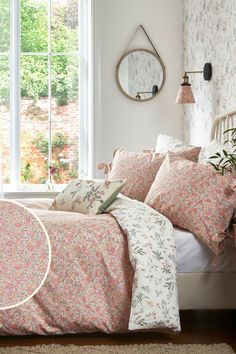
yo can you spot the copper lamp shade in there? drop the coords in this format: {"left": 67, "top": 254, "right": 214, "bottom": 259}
{"left": 175, "top": 84, "right": 195, "bottom": 104}
{"left": 175, "top": 63, "right": 212, "bottom": 104}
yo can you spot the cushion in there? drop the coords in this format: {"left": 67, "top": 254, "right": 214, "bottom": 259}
{"left": 50, "top": 179, "right": 126, "bottom": 215}
{"left": 155, "top": 133, "right": 200, "bottom": 158}
{"left": 145, "top": 154, "right": 236, "bottom": 255}
{"left": 198, "top": 139, "right": 234, "bottom": 164}
{"left": 108, "top": 148, "right": 202, "bottom": 202}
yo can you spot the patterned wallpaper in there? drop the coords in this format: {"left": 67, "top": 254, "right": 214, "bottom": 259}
{"left": 183, "top": 0, "right": 236, "bottom": 146}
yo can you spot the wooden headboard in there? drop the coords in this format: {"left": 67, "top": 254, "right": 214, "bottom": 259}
{"left": 211, "top": 108, "right": 236, "bottom": 142}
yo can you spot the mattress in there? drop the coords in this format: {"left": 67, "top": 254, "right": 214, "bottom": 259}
{"left": 175, "top": 227, "right": 236, "bottom": 273}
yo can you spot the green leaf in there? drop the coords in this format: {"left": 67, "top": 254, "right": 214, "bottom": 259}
{"left": 209, "top": 155, "right": 220, "bottom": 159}
{"left": 222, "top": 150, "right": 228, "bottom": 157}
{"left": 208, "top": 162, "right": 220, "bottom": 171}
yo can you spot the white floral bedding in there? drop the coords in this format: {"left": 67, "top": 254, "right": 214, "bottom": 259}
{"left": 107, "top": 196, "right": 180, "bottom": 331}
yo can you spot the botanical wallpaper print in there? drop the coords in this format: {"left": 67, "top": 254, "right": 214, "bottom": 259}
{"left": 50, "top": 179, "right": 126, "bottom": 214}
{"left": 0, "top": 201, "right": 49, "bottom": 309}
{"left": 145, "top": 154, "right": 236, "bottom": 255}
{"left": 183, "top": 0, "right": 236, "bottom": 146}
{"left": 107, "top": 197, "right": 180, "bottom": 332}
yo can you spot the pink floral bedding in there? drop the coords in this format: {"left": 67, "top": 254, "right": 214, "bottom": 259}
{"left": 0, "top": 197, "right": 180, "bottom": 335}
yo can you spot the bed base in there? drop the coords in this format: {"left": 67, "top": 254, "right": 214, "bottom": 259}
{"left": 178, "top": 272, "right": 236, "bottom": 310}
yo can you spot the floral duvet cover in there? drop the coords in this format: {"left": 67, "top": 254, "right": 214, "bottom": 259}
{"left": 0, "top": 197, "right": 180, "bottom": 335}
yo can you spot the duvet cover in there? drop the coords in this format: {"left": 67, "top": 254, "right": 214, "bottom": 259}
{"left": 0, "top": 196, "right": 180, "bottom": 335}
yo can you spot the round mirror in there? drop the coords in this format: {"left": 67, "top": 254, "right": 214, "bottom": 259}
{"left": 116, "top": 49, "right": 165, "bottom": 102}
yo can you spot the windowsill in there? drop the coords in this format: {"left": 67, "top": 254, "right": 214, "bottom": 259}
{"left": 3, "top": 184, "right": 65, "bottom": 199}
{"left": 4, "top": 191, "right": 59, "bottom": 199}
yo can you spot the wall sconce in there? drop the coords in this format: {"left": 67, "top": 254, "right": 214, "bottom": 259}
{"left": 136, "top": 85, "right": 158, "bottom": 100}
{"left": 175, "top": 63, "right": 212, "bottom": 104}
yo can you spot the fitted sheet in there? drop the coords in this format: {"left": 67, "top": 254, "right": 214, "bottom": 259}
{"left": 175, "top": 227, "right": 236, "bottom": 273}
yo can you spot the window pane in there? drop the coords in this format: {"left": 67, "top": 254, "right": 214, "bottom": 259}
{"left": 21, "top": 0, "right": 48, "bottom": 53}
{"left": 20, "top": 55, "right": 49, "bottom": 184}
{"left": 51, "top": 0, "right": 79, "bottom": 53}
{"left": 0, "top": 0, "right": 10, "bottom": 53}
{"left": 0, "top": 56, "right": 10, "bottom": 183}
{"left": 51, "top": 55, "right": 79, "bottom": 184}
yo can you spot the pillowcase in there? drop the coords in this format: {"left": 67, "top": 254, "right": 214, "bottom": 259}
{"left": 198, "top": 139, "right": 234, "bottom": 164}
{"left": 108, "top": 148, "right": 202, "bottom": 202}
{"left": 155, "top": 133, "right": 200, "bottom": 158}
{"left": 145, "top": 154, "right": 236, "bottom": 255}
{"left": 50, "top": 179, "right": 126, "bottom": 215}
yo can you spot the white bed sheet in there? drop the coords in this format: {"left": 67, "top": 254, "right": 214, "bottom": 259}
{"left": 175, "top": 227, "right": 236, "bottom": 273}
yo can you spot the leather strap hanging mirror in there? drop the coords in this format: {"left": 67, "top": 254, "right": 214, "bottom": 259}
{"left": 115, "top": 25, "right": 166, "bottom": 102}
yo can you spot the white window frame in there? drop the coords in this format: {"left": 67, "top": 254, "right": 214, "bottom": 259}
{"left": 3, "top": 0, "right": 93, "bottom": 194}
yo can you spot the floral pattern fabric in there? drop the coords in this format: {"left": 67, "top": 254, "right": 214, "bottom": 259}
{"left": 0, "top": 201, "right": 50, "bottom": 310}
{"left": 107, "top": 197, "right": 180, "bottom": 331}
{"left": 0, "top": 197, "right": 180, "bottom": 334}
{"left": 145, "top": 154, "right": 236, "bottom": 255}
{"left": 108, "top": 148, "right": 200, "bottom": 202}
{"left": 108, "top": 150, "right": 165, "bottom": 202}
{"left": 50, "top": 179, "right": 126, "bottom": 214}
{"left": 0, "top": 203, "right": 133, "bottom": 335}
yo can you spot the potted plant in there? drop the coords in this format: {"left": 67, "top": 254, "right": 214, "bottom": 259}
{"left": 22, "top": 163, "right": 32, "bottom": 190}
{"left": 208, "top": 128, "right": 236, "bottom": 231}
{"left": 208, "top": 128, "right": 236, "bottom": 176}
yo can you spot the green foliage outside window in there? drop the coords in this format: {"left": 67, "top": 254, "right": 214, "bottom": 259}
{"left": 0, "top": 0, "right": 79, "bottom": 106}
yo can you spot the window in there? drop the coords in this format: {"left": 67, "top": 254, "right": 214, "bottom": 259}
{"left": 0, "top": 0, "right": 92, "bottom": 191}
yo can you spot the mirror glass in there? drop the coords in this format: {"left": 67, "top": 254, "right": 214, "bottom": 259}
{"left": 116, "top": 49, "right": 165, "bottom": 101}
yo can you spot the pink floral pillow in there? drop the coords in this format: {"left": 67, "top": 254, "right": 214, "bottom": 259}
{"left": 145, "top": 154, "right": 236, "bottom": 255}
{"left": 108, "top": 148, "right": 201, "bottom": 202}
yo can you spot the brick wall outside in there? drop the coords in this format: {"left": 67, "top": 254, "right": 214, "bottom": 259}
{"left": 0, "top": 98, "right": 79, "bottom": 184}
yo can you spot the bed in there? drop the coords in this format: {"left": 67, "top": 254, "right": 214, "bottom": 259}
{"left": 0, "top": 109, "right": 235, "bottom": 336}
{"left": 178, "top": 108, "right": 236, "bottom": 310}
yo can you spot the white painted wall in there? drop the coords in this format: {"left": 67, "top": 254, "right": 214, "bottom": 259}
{"left": 93, "top": 0, "right": 183, "bottom": 174}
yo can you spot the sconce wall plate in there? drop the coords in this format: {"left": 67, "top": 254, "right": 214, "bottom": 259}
{"left": 203, "top": 63, "right": 212, "bottom": 81}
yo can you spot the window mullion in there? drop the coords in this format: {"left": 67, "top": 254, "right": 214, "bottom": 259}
{"left": 10, "top": 0, "right": 21, "bottom": 190}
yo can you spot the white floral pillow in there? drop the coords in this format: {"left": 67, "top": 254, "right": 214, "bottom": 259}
{"left": 50, "top": 179, "right": 126, "bottom": 215}
{"left": 155, "top": 134, "right": 199, "bottom": 155}
{"left": 198, "top": 139, "right": 234, "bottom": 164}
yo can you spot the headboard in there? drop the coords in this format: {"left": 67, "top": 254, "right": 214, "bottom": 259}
{"left": 211, "top": 108, "right": 236, "bottom": 142}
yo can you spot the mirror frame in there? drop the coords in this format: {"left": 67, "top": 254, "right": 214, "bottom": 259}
{"left": 115, "top": 48, "right": 166, "bottom": 102}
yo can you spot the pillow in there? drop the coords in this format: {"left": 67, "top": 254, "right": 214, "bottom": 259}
{"left": 50, "top": 179, "right": 126, "bottom": 215}
{"left": 145, "top": 154, "right": 236, "bottom": 255}
{"left": 155, "top": 133, "right": 200, "bottom": 158}
{"left": 198, "top": 139, "right": 234, "bottom": 164}
{"left": 108, "top": 148, "right": 202, "bottom": 202}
